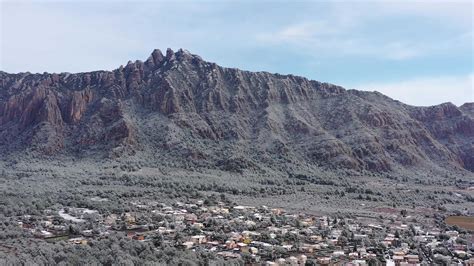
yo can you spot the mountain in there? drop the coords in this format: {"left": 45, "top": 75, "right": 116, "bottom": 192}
{"left": 0, "top": 49, "right": 473, "bottom": 176}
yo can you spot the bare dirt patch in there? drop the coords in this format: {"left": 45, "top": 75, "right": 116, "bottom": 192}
{"left": 445, "top": 216, "right": 474, "bottom": 230}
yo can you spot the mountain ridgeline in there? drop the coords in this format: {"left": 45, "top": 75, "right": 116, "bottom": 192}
{"left": 0, "top": 49, "right": 473, "bottom": 176}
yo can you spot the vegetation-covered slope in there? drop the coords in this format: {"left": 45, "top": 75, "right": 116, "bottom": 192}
{"left": 1, "top": 49, "right": 473, "bottom": 176}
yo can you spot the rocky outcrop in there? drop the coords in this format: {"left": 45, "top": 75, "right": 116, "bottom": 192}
{"left": 65, "top": 89, "right": 93, "bottom": 123}
{"left": 460, "top": 103, "right": 474, "bottom": 118}
{"left": 0, "top": 49, "right": 473, "bottom": 175}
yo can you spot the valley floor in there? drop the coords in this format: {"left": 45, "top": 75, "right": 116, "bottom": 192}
{"left": 0, "top": 159, "right": 473, "bottom": 265}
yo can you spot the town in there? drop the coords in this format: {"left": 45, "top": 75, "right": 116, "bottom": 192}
{"left": 13, "top": 195, "right": 473, "bottom": 265}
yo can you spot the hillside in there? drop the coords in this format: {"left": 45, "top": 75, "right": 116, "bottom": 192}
{"left": 1, "top": 49, "right": 473, "bottom": 176}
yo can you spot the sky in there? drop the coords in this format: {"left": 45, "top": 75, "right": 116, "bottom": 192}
{"left": 0, "top": 0, "right": 473, "bottom": 106}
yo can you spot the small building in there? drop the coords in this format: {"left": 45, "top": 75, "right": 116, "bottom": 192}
{"left": 38, "top": 230, "right": 53, "bottom": 238}
{"left": 123, "top": 213, "right": 136, "bottom": 225}
{"left": 309, "top": 235, "right": 323, "bottom": 242}
{"left": 264, "top": 262, "right": 278, "bottom": 266}
{"left": 316, "top": 257, "right": 331, "bottom": 265}
{"left": 190, "top": 235, "right": 206, "bottom": 244}
{"left": 275, "top": 258, "right": 286, "bottom": 265}
{"left": 237, "top": 242, "right": 249, "bottom": 253}
{"left": 287, "top": 256, "right": 298, "bottom": 264}
{"left": 250, "top": 246, "right": 258, "bottom": 254}
{"left": 133, "top": 234, "right": 145, "bottom": 241}
{"left": 404, "top": 254, "right": 419, "bottom": 264}
{"left": 393, "top": 255, "right": 404, "bottom": 264}
{"left": 69, "top": 237, "right": 88, "bottom": 245}
{"left": 182, "top": 241, "right": 194, "bottom": 249}
{"left": 298, "top": 255, "right": 307, "bottom": 264}
{"left": 349, "top": 252, "right": 359, "bottom": 259}
{"left": 185, "top": 213, "right": 198, "bottom": 223}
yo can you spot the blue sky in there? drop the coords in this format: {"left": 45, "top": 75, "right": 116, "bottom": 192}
{"left": 1, "top": 0, "right": 472, "bottom": 106}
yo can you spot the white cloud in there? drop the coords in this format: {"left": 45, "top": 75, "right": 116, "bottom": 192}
{"left": 373, "top": 0, "right": 473, "bottom": 26}
{"left": 351, "top": 73, "right": 474, "bottom": 106}
{"left": 256, "top": 1, "right": 472, "bottom": 61}
{"left": 257, "top": 22, "right": 427, "bottom": 60}
{"left": 259, "top": 21, "right": 339, "bottom": 43}
{"left": 327, "top": 0, "right": 472, "bottom": 26}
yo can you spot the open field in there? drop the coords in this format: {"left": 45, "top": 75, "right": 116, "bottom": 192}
{"left": 445, "top": 216, "right": 474, "bottom": 230}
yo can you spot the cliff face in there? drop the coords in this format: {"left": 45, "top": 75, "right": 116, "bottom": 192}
{"left": 1, "top": 49, "right": 473, "bottom": 174}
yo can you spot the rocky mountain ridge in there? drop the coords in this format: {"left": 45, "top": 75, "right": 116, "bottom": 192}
{"left": 1, "top": 49, "right": 473, "bottom": 176}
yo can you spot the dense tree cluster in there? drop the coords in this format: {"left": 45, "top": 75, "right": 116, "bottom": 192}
{"left": 0, "top": 229, "right": 242, "bottom": 265}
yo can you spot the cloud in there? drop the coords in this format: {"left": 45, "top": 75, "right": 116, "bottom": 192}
{"left": 259, "top": 21, "right": 339, "bottom": 43}
{"left": 257, "top": 22, "right": 426, "bottom": 60}
{"left": 256, "top": 1, "right": 472, "bottom": 61}
{"left": 351, "top": 73, "right": 474, "bottom": 106}
{"left": 373, "top": 0, "right": 473, "bottom": 26}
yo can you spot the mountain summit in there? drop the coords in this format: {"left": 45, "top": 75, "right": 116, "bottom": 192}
{"left": 1, "top": 49, "right": 473, "bottom": 176}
